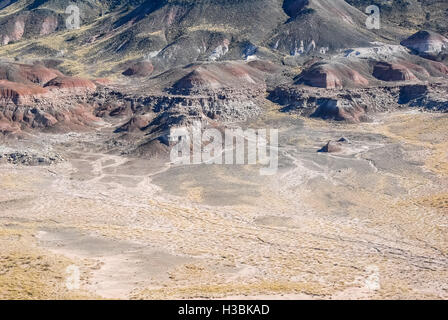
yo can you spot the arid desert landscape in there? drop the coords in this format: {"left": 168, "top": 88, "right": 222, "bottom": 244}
{"left": 1, "top": 0, "right": 448, "bottom": 300}
{"left": 1, "top": 109, "right": 447, "bottom": 299}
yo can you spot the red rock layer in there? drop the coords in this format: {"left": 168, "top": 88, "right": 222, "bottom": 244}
{"left": 0, "top": 80, "right": 48, "bottom": 101}
{"left": 0, "top": 63, "right": 100, "bottom": 134}
{"left": 373, "top": 62, "right": 417, "bottom": 82}
{"left": 301, "top": 63, "right": 369, "bottom": 89}
{"left": 44, "top": 76, "right": 97, "bottom": 90}
{"left": 172, "top": 62, "right": 266, "bottom": 93}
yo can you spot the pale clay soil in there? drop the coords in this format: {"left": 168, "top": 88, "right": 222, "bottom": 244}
{"left": 1, "top": 111, "right": 447, "bottom": 299}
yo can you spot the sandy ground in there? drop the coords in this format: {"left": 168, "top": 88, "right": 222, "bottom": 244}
{"left": 1, "top": 111, "right": 447, "bottom": 299}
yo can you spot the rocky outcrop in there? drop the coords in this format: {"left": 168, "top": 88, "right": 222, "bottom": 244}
{"left": 318, "top": 140, "right": 343, "bottom": 153}
{"left": 299, "top": 63, "right": 369, "bottom": 89}
{"left": 44, "top": 76, "right": 97, "bottom": 91}
{"left": 269, "top": 85, "right": 401, "bottom": 122}
{"left": 112, "top": 92, "right": 262, "bottom": 135}
{"left": 151, "top": 61, "right": 270, "bottom": 128}
{"left": 301, "top": 66, "right": 343, "bottom": 89}
{"left": 399, "top": 83, "right": 448, "bottom": 111}
{"left": 122, "top": 61, "right": 154, "bottom": 77}
{"left": 310, "top": 98, "right": 368, "bottom": 123}
{"left": 0, "top": 63, "right": 63, "bottom": 85}
{"left": 171, "top": 62, "right": 266, "bottom": 95}
{"left": 0, "top": 15, "right": 26, "bottom": 45}
{"left": 398, "top": 84, "right": 429, "bottom": 104}
{"left": 0, "top": 63, "right": 100, "bottom": 134}
{"left": 40, "top": 15, "right": 58, "bottom": 36}
{"left": 271, "top": 81, "right": 448, "bottom": 123}
{"left": 372, "top": 62, "right": 418, "bottom": 82}
{"left": 424, "top": 60, "right": 448, "bottom": 76}
{"left": 116, "top": 114, "right": 153, "bottom": 132}
{"left": 318, "top": 137, "right": 350, "bottom": 152}
{"left": 401, "top": 30, "right": 448, "bottom": 60}
{"left": 0, "top": 147, "right": 63, "bottom": 165}
{"left": 0, "top": 100, "right": 100, "bottom": 134}
{"left": 0, "top": 80, "right": 48, "bottom": 104}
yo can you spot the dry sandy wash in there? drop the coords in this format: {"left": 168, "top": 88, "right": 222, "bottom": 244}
{"left": 0, "top": 111, "right": 447, "bottom": 300}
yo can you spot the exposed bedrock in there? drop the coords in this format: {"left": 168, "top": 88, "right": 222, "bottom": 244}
{"left": 44, "top": 76, "right": 97, "bottom": 91}
{"left": 269, "top": 86, "right": 399, "bottom": 122}
{"left": 116, "top": 61, "right": 272, "bottom": 133}
{"left": 113, "top": 93, "right": 263, "bottom": 135}
{"left": 399, "top": 84, "right": 448, "bottom": 111}
{"left": 372, "top": 62, "right": 417, "bottom": 82}
{"left": 122, "top": 61, "right": 154, "bottom": 77}
{"left": 297, "top": 50, "right": 448, "bottom": 91}
{"left": 0, "top": 60, "right": 269, "bottom": 136}
{"left": 401, "top": 30, "right": 448, "bottom": 61}
{"left": 310, "top": 98, "right": 369, "bottom": 123}
{"left": 0, "top": 62, "right": 63, "bottom": 85}
{"left": 269, "top": 82, "right": 448, "bottom": 122}
{"left": 0, "top": 62, "right": 101, "bottom": 134}
{"left": 298, "top": 62, "right": 369, "bottom": 89}
{"left": 398, "top": 84, "right": 429, "bottom": 104}
{"left": 170, "top": 61, "right": 267, "bottom": 95}
{"left": 0, "top": 101, "right": 100, "bottom": 135}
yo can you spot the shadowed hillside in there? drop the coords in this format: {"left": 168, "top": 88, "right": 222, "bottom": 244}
{"left": 0, "top": 0, "right": 417, "bottom": 76}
